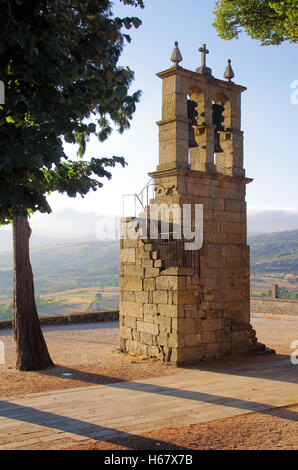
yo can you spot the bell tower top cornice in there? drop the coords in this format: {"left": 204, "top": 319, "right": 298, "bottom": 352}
{"left": 156, "top": 65, "right": 247, "bottom": 93}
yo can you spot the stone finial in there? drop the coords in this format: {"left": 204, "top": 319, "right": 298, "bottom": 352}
{"left": 224, "top": 59, "right": 235, "bottom": 82}
{"left": 171, "top": 41, "right": 183, "bottom": 66}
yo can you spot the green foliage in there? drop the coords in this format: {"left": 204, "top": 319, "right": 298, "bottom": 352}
{"left": 250, "top": 290, "right": 268, "bottom": 298}
{"left": 0, "top": 302, "right": 12, "bottom": 318}
{"left": 213, "top": 0, "right": 298, "bottom": 45}
{"left": 88, "top": 291, "right": 103, "bottom": 311}
{"left": 0, "top": 294, "right": 61, "bottom": 319}
{"left": 120, "top": 0, "right": 144, "bottom": 7}
{"left": 0, "top": 0, "right": 143, "bottom": 224}
{"left": 250, "top": 288, "right": 298, "bottom": 299}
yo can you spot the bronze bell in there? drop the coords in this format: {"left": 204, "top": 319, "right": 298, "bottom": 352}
{"left": 187, "top": 99, "right": 198, "bottom": 148}
{"left": 189, "top": 125, "right": 198, "bottom": 148}
{"left": 214, "top": 131, "right": 223, "bottom": 153}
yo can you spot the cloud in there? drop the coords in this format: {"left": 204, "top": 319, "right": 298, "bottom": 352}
{"left": 31, "top": 206, "right": 297, "bottom": 239}
{"left": 2, "top": 206, "right": 297, "bottom": 244}
{"left": 28, "top": 207, "right": 97, "bottom": 239}
{"left": 29, "top": 207, "right": 119, "bottom": 240}
{"left": 247, "top": 207, "right": 298, "bottom": 234}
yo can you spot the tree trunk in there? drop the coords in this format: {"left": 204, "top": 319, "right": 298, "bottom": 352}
{"left": 12, "top": 215, "right": 54, "bottom": 371}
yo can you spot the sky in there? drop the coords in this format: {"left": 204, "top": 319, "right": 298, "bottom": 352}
{"left": 1, "top": 0, "right": 298, "bottom": 239}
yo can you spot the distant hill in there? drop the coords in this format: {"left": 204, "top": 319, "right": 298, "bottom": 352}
{"left": 0, "top": 240, "right": 119, "bottom": 297}
{"left": 0, "top": 230, "right": 68, "bottom": 253}
{"left": 0, "top": 230, "right": 297, "bottom": 299}
{"left": 248, "top": 230, "right": 298, "bottom": 277}
{"left": 0, "top": 229, "right": 97, "bottom": 253}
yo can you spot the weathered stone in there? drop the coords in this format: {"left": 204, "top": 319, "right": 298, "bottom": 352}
{"left": 183, "top": 333, "right": 202, "bottom": 347}
{"left": 120, "top": 301, "right": 143, "bottom": 318}
{"left": 124, "top": 316, "right": 137, "bottom": 329}
{"left": 143, "top": 303, "right": 158, "bottom": 315}
{"left": 156, "top": 332, "right": 169, "bottom": 346}
{"left": 142, "top": 259, "right": 154, "bottom": 268}
{"left": 121, "top": 291, "right": 135, "bottom": 302}
{"left": 136, "top": 248, "right": 151, "bottom": 259}
{"left": 140, "top": 344, "right": 149, "bottom": 356}
{"left": 157, "top": 304, "right": 181, "bottom": 317}
{"left": 143, "top": 278, "right": 156, "bottom": 291}
{"left": 145, "top": 268, "right": 160, "bottom": 278}
{"left": 176, "top": 346, "right": 205, "bottom": 363}
{"left": 122, "top": 238, "right": 140, "bottom": 248}
{"left": 119, "top": 262, "right": 124, "bottom": 277}
{"left": 154, "top": 259, "right": 163, "bottom": 268}
{"left": 205, "top": 343, "right": 223, "bottom": 359}
{"left": 153, "top": 314, "right": 172, "bottom": 327}
{"left": 201, "top": 331, "right": 217, "bottom": 344}
{"left": 160, "top": 267, "right": 194, "bottom": 276}
{"left": 119, "top": 337, "right": 126, "bottom": 350}
{"left": 126, "top": 340, "right": 141, "bottom": 354}
{"left": 132, "top": 329, "right": 140, "bottom": 342}
{"left": 125, "top": 265, "right": 144, "bottom": 277}
{"left": 120, "top": 325, "right": 132, "bottom": 340}
{"left": 152, "top": 290, "right": 168, "bottom": 304}
{"left": 178, "top": 318, "right": 196, "bottom": 334}
{"left": 137, "top": 321, "right": 159, "bottom": 335}
{"left": 134, "top": 291, "right": 149, "bottom": 303}
{"left": 119, "top": 277, "right": 143, "bottom": 292}
{"left": 143, "top": 314, "right": 154, "bottom": 323}
{"left": 201, "top": 319, "right": 223, "bottom": 331}
{"left": 140, "top": 332, "right": 154, "bottom": 345}
{"left": 156, "top": 276, "right": 179, "bottom": 290}
{"left": 168, "top": 333, "right": 184, "bottom": 348}
{"left": 144, "top": 244, "right": 153, "bottom": 252}
{"left": 119, "top": 248, "right": 136, "bottom": 263}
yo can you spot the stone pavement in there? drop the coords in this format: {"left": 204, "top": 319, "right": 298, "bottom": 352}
{"left": 0, "top": 358, "right": 297, "bottom": 449}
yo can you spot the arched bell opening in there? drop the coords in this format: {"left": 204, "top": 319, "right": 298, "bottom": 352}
{"left": 187, "top": 86, "right": 206, "bottom": 148}
{"left": 213, "top": 93, "right": 232, "bottom": 129}
{"left": 186, "top": 86, "right": 211, "bottom": 171}
{"left": 212, "top": 93, "right": 232, "bottom": 171}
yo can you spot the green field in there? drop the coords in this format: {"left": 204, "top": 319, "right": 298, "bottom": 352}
{"left": 248, "top": 229, "right": 298, "bottom": 296}
{"left": 0, "top": 287, "right": 119, "bottom": 320}
{"left": 248, "top": 230, "right": 298, "bottom": 278}
{"left": 0, "top": 229, "right": 297, "bottom": 319}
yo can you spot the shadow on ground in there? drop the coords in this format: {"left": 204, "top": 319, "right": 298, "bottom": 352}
{"left": 1, "top": 354, "right": 297, "bottom": 448}
{"left": 0, "top": 400, "right": 188, "bottom": 449}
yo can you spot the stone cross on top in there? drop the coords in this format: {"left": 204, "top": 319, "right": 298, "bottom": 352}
{"left": 196, "top": 43, "right": 212, "bottom": 77}
{"left": 199, "top": 43, "right": 209, "bottom": 68}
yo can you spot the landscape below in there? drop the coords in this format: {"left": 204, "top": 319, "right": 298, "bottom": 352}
{"left": 0, "top": 229, "right": 297, "bottom": 319}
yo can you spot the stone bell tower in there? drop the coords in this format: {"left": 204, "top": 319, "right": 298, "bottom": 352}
{"left": 119, "top": 42, "right": 266, "bottom": 365}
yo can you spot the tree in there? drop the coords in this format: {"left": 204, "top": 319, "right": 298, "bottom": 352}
{"left": 0, "top": 0, "right": 144, "bottom": 370}
{"left": 213, "top": 0, "right": 298, "bottom": 45}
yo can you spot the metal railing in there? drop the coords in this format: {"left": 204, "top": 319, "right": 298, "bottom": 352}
{"left": 122, "top": 179, "right": 154, "bottom": 218}
{"left": 151, "top": 237, "right": 200, "bottom": 276}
